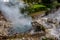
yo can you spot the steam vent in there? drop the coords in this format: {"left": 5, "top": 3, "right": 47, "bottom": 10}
{"left": 0, "top": 0, "right": 60, "bottom": 40}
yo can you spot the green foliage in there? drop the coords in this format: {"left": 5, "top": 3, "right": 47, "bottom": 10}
{"left": 22, "top": 0, "right": 60, "bottom": 15}
{"left": 31, "top": 4, "right": 46, "bottom": 9}
{"left": 20, "top": 4, "right": 48, "bottom": 15}
{"left": 28, "top": 4, "right": 47, "bottom": 13}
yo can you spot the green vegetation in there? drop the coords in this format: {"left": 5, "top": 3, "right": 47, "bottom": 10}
{"left": 31, "top": 4, "right": 46, "bottom": 9}
{"left": 28, "top": 4, "right": 47, "bottom": 13}
{"left": 22, "top": 0, "right": 60, "bottom": 15}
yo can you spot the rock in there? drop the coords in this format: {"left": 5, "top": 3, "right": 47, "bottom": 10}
{"left": 0, "top": 11, "right": 11, "bottom": 36}
{"left": 32, "top": 21, "right": 45, "bottom": 32}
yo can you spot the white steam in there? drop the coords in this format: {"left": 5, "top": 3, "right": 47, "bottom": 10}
{"left": 0, "top": 0, "right": 32, "bottom": 35}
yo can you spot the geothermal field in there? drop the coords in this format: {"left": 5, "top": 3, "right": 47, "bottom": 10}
{"left": 0, "top": 0, "right": 60, "bottom": 40}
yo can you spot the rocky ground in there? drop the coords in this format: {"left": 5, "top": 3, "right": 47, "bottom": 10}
{"left": 34, "top": 8, "right": 60, "bottom": 40}
{"left": 0, "top": 11, "right": 12, "bottom": 40}
{"left": 0, "top": 11, "right": 54, "bottom": 40}
{"left": 0, "top": 8, "right": 60, "bottom": 40}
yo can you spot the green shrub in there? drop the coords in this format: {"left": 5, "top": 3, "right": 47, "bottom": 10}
{"left": 28, "top": 4, "right": 47, "bottom": 13}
